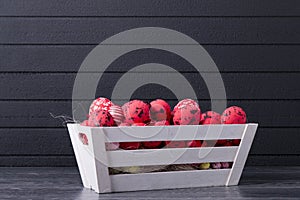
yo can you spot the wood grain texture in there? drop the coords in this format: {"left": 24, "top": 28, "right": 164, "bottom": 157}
{"left": 108, "top": 148, "right": 237, "bottom": 167}
{"left": 0, "top": 100, "right": 298, "bottom": 127}
{"left": 110, "top": 169, "right": 231, "bottom": 192}
{"left": 1, "top": 18, "right": 300, "bottom": 44}
{"left": 0, "top": 73, "right": 299, "bottom": 100}
{"left": 0, "top": 128, "right": 299, "bottom": 156}
{"left": 0, "top": 167, "right": 299, "bottom": 199}
{"left": 101, "top": 124, "right": 246, "bottom": 142}
{"left": 1, "top": 0, "right": 299, "bottom": 16}
{"left": 1, "top": 45, "right": 300, "bottom": 72}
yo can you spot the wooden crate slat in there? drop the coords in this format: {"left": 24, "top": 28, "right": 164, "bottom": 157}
{"left": 110, "top": 169, "right": 231, "bottom": 192}
{"left": 95, "top": 125, "right": 246, "bottom": 142}
{"left": 107, "top": 147, "right": 238, "bottom": 167}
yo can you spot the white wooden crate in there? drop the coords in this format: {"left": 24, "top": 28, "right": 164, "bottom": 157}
{"left": 67, "top": 123, "right": 258, "bottom": 193}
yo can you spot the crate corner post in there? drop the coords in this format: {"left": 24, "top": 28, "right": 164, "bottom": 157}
{"left": 90, "top": 128, "right": 112, "bottom": 193}
{"left": 226, "top": 124, "right": 258, "bottom": 186}
{"left": 67, "top": 124, "right": 96, "bottom": 189}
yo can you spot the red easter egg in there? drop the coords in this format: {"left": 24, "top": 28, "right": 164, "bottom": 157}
{"left": 88, "top": 110, "right": 115, "bottom": 127}
{"left": 187, "top": 140, "right": 202, "bottom": 147}
{"left": 80, "top": 120, "right": 89, "bottom": 126}
{"left": 119, "top": 122, "right": 131, "bottom": 126}
{"left": 165, "top": 141, "right": 186, "bottom": 148}
{"left": 173, "top": 105, "right": 201, "bottom": 125}
{"left": 232, "top": 139, "right": 241, "bottom": 146}
{"left": 142, "top": 141, "right": 162, "bottom": 149}
{"left": 150, "top": 99, "right": 172, "bottom": 121}
{"left": 119, "top": 142, "right": 140, "bottom": 150}
{"left": 89, "top": 97, "right": 114, "bottom": 116}
{"left": 122, "top": 100, "right": 151, "bottom": 124}
{"left": 153, "top": 120, "right": 170, "bottom": 126}
{"left": 221, "top": 106, "right": 247, "bottom": 124}
{"left": 174, "top": 99, "right": 200, "bottom": 112}
{"left": 132, "top": 122, "right": 146, "bottom": 126}
{"left": 200, "top": 111, "right": 221, "bottom": 125}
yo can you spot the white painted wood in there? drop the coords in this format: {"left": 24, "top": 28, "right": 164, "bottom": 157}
{"left": 67, "top": 124, "right": 97, "bottom": 190}
{"left": 107, "top": 147, "right": 238, "bottom": 167}
{"left": 97, "top": 124, "right": 246, "bottom": 142}
{"left": 110, "top": 169, "right": 231, "bottom": 192}
{"left": 68, "top": 123, "right": 258, "bottom": 193}
{"left": 90, "top": 128, "right": 112, "bottom": 193}
{"left": 226, "top": 123, "right": 258, "bottom": 186}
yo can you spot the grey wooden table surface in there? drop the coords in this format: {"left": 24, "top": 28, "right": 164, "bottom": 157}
{"left": 0, "top": 167, "right": 299, "bottom": 200}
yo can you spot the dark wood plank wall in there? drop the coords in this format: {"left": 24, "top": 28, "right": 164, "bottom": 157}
{"left": 0, "top": 0, "right": 299, "bottom": 166}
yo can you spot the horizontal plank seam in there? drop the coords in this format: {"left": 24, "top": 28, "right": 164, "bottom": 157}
{"left": 1, "top": 16, "right": 300, "bottom": 18}
{"left": 1, "top": 44, "right": 300, "bottom": 46}
{"left": 1, "top": 71, "right": 300, "bottom": 74}
{"left": 1, "top": 43, "right": 300, "bottom": 46}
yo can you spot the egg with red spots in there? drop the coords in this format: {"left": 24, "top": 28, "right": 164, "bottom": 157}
{"left": 150, "top": 99, "right": 171, "bottom": 121}
{"left": 122, "top": 100, "right": 151, "bottom": 124}
{"left": 165, "top": 141, "right": 186, "bottom": 148}
{"left": 173, "top": 106, "right": 201, "bottom": 125}
{"left": 89, "top": 97, "right": 114, "bottom": 116}
{"left": 200, "top": 111, "right": 221, "bottom": 125}
{"left": 173, "top": 99, "right": 200, "bottom": 112}
{"left": 221, "top": 106, "right": 247, "bottom": 124}
{"left": 152, "top": 120, "right": 170, "bottom": 126}
{"left": 119, "top": 142, "right": 140, "bottom": 150}
{"left": 142, "top": 141, "right": 162, "bottom": 149}
{"left": 173, "top": 99, "right": 201, "bottom": 125}
{"left": 187, "top": 140, "right": 202, "bottom": 147}
{"left": 88, "top": 110, "right": 115, "bottom": 127}
{"left": 119, "top": 122, "right": 131, "bottom": 126}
